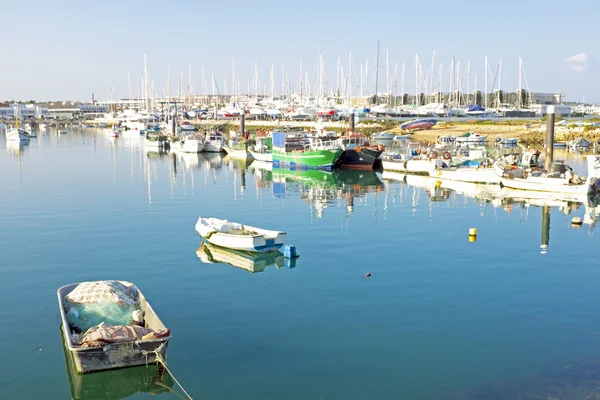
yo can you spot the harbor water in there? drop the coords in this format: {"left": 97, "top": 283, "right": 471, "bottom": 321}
{"left": 2, "top": 128, "right": 600, "bottom": 399}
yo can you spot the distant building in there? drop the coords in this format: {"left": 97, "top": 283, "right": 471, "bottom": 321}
{"left": 0, "top": 102, "right": 49, "bottom": 118}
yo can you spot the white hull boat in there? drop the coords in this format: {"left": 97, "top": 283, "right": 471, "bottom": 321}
{"left": 431, "top": 160, "right": 500, "bottom": 184}
{"left": 224, "top": 147, "right": 252, "bottom": 159}
{"left": 456, "top": 132, "right": 488, "bottom": 144}
{"left": 205, "top": 134, "right": 224, "bottom": 152}
{"left": 180, "top": 123, "right": 196, "bottom": 131}
{"left": 6, "top": 128, "right": 30, "bottom": 142}
{"left": 495, "top": 156, "right": 600, "bottom": 195}
{"left": 180, "top": 138, "right": 204, "bottom": 153}
{"left": 381, "top": 158, "right": 432, "bottom": 175}
{"left": 195, "top": 217, "right": 286, "bottom": 252}
{"left": 249, "top": 150, "right": 272, "bottom": 162}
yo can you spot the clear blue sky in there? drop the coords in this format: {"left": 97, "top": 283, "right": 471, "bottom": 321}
{"left": 3, "top": 0, "right": 599, "bottom": 102}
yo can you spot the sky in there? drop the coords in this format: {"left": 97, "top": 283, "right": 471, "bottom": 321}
{"left": 2, "top": 0, "right": 599, "bottom": 103}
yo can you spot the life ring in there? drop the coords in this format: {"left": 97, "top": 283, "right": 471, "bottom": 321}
{"left": 430, "top": 152, "right": 438, "bottom": 160}
{"left": 355, "top": 146, "right": 362, "bottom": 153}
{"left": 442, "top": 151, "right": 451, "bottom": 160}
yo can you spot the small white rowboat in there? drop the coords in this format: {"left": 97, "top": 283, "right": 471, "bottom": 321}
{"left": 195, "top": 217, "right": 286, "bottom": 252}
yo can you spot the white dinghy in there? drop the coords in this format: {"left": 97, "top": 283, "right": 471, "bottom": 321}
{"left": 195, "top": 217, "right": 286, "bottom": 252}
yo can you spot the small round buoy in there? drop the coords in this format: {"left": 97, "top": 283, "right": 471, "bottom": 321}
{"left": 469, "top": 228, "right": 477, "bottom": 236}
{"left": 571, "top": 217, "right": 583, "bottom": 226}
{"left": 365, "top": 273, "right": 371, "bottom": 277}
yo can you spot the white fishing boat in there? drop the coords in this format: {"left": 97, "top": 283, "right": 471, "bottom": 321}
{"left": 495, "top": 153, "right": 600, "bottom": 195}
{"left": 567, "top": 137, "right": 591, "bottom": 151}
{"left": 180, "top": 121, "right": 196, "bottom": 131}
{"left": 430, "top": 148, "right": 500, "bottom": 184}
{"left": 195, "top": 217, "right": 286, "bottom": 252}
{"left": 6, "top": 127, "right": 30, "bottom": 142}
{"left": 224, "top": 136, "right": 252, "bottom": 159}
{"left": 494, "top": 136, "right": 519, "bottom": 145}
{"left": 380, "top": 142, "right": 432, "bottom": 175}
{"left": 455, "top": 131, "right": 488, "bottom": 144}
{"left": 179, "top": 134, "right": 205, "bottom": 153}
{"left": 145, "top": 132, "right": 169, "bottom": 149}
{"left": 248, "top": 136, "right": 273, "bottom": 162}
{"left": 204, "top": 132, "right": 225, "bottom": 152}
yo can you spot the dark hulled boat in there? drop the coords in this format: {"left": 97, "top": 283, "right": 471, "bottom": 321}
{"left": 336, "top": 135, "right": 384, "bottom": 170}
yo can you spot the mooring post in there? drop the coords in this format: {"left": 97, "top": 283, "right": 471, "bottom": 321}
{"left": 240, "top": 111, "right": 245, "bottom": 139}
{"left": 541, "top": 206, "right": 551, "bottom": 255}
{"left": 350, "top": 112, "right": 355, "bottom": 133}
{"left": 545, "top": 105, "right": 556, "bottom": 168}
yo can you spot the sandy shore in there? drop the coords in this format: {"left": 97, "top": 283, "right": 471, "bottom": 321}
{"left": 390, "top": 122, "right": 532, "bottom": 144}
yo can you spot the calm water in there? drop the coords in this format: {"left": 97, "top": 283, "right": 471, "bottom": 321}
{"left": 1, "top": 128, "right": 600, "bottom": 399}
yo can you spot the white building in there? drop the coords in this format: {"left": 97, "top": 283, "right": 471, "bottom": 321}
{"left": 0, "top": 103, "right": 49, "bottom": 118}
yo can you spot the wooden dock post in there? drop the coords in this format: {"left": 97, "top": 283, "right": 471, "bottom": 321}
{"left": 545, "top": 105, "right": 556, "bottom": 167}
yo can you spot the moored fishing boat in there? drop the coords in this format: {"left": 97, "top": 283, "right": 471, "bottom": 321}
{"left": 6, "top": 127, "right": 30, "bottom": 142}
{"left": 58, "top": 280, "right": 171, "bottom": 373}
{"left": 180, "top": 134, "right": 205, "bottom": 153}
{"left": 336, "top": 134, "right": 384, "bottom": 170}
{"left": 224, "top": 136, "right": 252, "bottom": 159}
{"left": 204, "top": 132, "right": 225, "bottom": 152}
{"left": 180, "top": 121, "right": 196, "bottom": 131}
{"left": 494, "top": 136, "right": 519, "bottom": 146}
{"left": 195, "top": 217, "right": 286, "bottom": 252}
{"left": 248, "top": 135, "right": 273, "bottom": 162}
{"left": 380, "top": 142, "right": 433, "bottom": 175}
{"left": 455, "top": 131, "right": 488, "bottom": 144}
{"left": 495, "top": 153, "right": 600, "bottom": 195}
{"left": 145, "top": 132, "right": 169, "bottom": 148}
{"left": 271, "top": 131, "right": 342, "bottom": 170}
{"left": 430, "top": 147, "right": 500, "bottom": 184}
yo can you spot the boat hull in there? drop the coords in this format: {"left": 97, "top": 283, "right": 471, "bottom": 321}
{"left": 181, "top": 139, "right": 204, "bottom": 153}
{"left": 272, "top": 148, "right": 343, "bottom": 170}
{"left": 6, "top": 128, "right": 30, "bottom": 142}
{"left": 195, "top": 218, "right": 286, "bottom": 252}
{"left": 224, "top": 147, "right": 252, "bottom": 159}
{"left": 57, "top": 282, "right": 171, "bottom": 373}
{"left": 381, "top": 159, "right": 431, "bottom": 175}
{"left": 204, "top": 142, "right": 224, "bottom": 152}
{"left": 337, "top": 147, "right": 383, "bottom": 170}
{"left": 431, "top": 167, "right": 500, "bottom": 184}
{"left": 249, "top": 150, "right": 272, "bottom": 162}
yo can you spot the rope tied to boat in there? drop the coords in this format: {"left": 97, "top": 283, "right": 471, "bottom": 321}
{"left": 142, "top": 342, "right": 194, "bottom": 400}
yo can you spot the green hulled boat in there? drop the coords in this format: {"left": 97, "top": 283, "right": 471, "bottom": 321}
{"left": 272, "top": 131, "right": 342, "bottom": 170}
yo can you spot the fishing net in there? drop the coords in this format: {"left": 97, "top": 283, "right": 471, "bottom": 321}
{"left": 65, "top": 281, "right": 141, "bottom": 332}
{"left": 66, "top": 281, "right": 138, "bottom": 306}
{"left": 67, "top": 302, "right": 138, "bottom": 333}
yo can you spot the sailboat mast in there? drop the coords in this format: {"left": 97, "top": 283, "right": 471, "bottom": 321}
{"left": 484, "top": 55, "right": 488, "bottom": 109}
{"left": 374, "top": 41, "right": 380, "bottom": 104}
{"left": 348, "top": 52, "right": 352, "bottom": 104}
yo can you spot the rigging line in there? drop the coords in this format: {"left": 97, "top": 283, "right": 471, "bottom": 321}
{"left": 473, "top": 302, "right": 600, "bottom": 336}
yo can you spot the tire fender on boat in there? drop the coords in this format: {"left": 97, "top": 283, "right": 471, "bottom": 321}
{"left": 442, "top": 151, "right": 451, "bottom": 160}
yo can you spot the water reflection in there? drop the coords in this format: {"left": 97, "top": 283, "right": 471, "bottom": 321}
{"left": 270, "top": 168, "right": 384, "bottom": 219}
{"left": 196, "top": 242, "right": 295, "bottom": 273}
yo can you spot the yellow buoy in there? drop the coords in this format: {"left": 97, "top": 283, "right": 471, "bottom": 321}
{"left": 571, "top": 217, "right": 583, "bottom": 226}
{"left": 468, "top": 235, "right": 477, "bottom": 243}
{"left": 469, "top": 228, "right": 477, "bottom": 236}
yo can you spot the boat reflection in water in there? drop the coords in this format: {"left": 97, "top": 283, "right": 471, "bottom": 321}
{"left": 382, "top": 169, "right": 600, "bottom": 250}
{"left": 271, "top": 167, "right": 384, "bottom": 218}
{"left": 196, "top": 242, "right": 295, "bottom": 273}
{"left": 61, "top": 329, "right": 173, "bottom": 400}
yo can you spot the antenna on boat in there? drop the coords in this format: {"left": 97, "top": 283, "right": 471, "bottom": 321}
{"left": 374, "top": 41, "right": 380, "bottom": 105}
